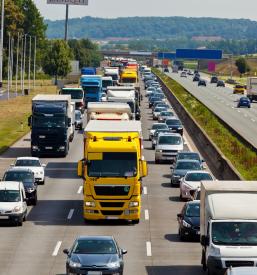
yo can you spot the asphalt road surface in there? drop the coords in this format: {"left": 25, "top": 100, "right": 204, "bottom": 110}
{"left": 0, "top": 82, "right": 208, "bottom": 275}
{"left": 165, "top": 70, "right": 257, "bottom": 149}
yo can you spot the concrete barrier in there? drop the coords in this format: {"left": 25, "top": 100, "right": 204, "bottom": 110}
{"left": 156, "top": 75, "right": 243, "bottom": 180}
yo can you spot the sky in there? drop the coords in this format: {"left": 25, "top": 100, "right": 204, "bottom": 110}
{"left": 33, "top": 0, "right": 257, "bottom": 21}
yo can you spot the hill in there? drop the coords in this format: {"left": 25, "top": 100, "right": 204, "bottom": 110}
{"left": 45, "top": 16, "right": 257, "bottom": 40}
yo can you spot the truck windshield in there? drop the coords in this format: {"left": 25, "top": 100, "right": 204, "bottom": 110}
{"left": 102, "top": 80, "right": 113, "bottom": 88}
{"left": 122, "top": 78, "right": 137, "bottom": 83}
{"left": 61, "top": 89, "right": 83, "bottom": 99}
{"left": 212, "top": 222, "right": 257, "bottom": 245}
{"left": 0, "top": 190, "right": 21, "bottom": 202}
{"left": 82, "top": 86, "right": 99, "bottom": 94}
{"left": 33, "top": 115, "right": 66, "bottom": 128}
{"left": 88, "top": 152, "right": 137, "bottom": 178}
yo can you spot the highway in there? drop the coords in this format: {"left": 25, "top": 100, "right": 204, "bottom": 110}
{"left": 164, "top": 70, "right": 257, "bottom": 149}
{"left": 0, "top": 81, "right": 208, "bottom": 275}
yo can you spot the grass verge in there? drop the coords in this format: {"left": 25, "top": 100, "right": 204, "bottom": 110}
{"left": 153, "top": 68, "right": 257, "bottom": 180}
{"left": 0, "top": 80, "right": 58, "bottom": 154}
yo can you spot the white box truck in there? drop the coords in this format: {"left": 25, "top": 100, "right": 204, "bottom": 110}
{"left": 200, "top": 181, "right": 257, "bottom": 275}
{"left": 246, "top": 77, "right": 257, "bottom": 102}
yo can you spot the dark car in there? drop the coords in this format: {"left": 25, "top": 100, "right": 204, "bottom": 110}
{"left": 217, "top": 80, "right": 225, "bottom": 87}
{"left": 174, "top": 151, "right": 205, "bottom": 169}
{"left": 165, "top": 118, "right": 183, "bottom": 135}
{"left": 177, "top": 200, "right": 200, "bottom": 240}
{"left": 193, "top": 75, "right": 200, "bottom": 82}
{"left": 238, "top": 97, "right": 251, "bottom": 108}
{"left": 164, "top": 67, "right": 169, "bottom": 72}
{"left": 198, "top": 79, "right": 207, "bottom": 86}
{"left": 170, "top": 159, "right": 202, "bottom": 186}
{"left": 210, "top": 76, "right": 218, "bottom": 84}
{"left": 63, "top": 236, "right": 127, "bottom": 275}
{"left": 3, "top": 168, "right": 38, "bottom": 205}
{"left": 149, "top": 97, "right": 162, "bottom": 108}
{"left": 75, "top": 110, "right": 83, "bottom": 130}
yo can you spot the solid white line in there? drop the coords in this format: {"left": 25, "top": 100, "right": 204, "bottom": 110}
{"left": 145, "top": 210, "right": 149, "bottom": 220}
{"left": 183, "top": 135, "right": 193, "bottom": 152}
{"left": 146, "top": 241, "right": 152, "bottom": 257}
{"left": 67, "top": 209, "right": 74, "bottom": 220}
{"left": 77, "top": 186, "right": 83, "bottom": 194}
{"left": 52, "top": 241, "right": 62, "bottom": 256}
{"left": 143, "top": 186, "right": 147, "bottom": 195}
{"left": 251, "top": 119, "right": 256, "bottom": 122}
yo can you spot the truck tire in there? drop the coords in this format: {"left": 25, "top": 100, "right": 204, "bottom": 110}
{"left": 131, "top": 219, "right": 139, "bottom": 225}
{"left": 201, "top": 251, "right": 207, "bottom": 271}
{"left": 155, "top": 159, "right": 159, "bottom": 164}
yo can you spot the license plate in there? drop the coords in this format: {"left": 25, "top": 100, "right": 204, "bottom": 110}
{"left": 45, "top": 147, "right": 53, "bottom": 149}
{"left": 88, "top": 272, "right": 102, "bottom": 275}
{"left": 106, "top": 216, "right": 119, "bottom": 220}
{"left": 0, "top": 216, "right": 8, "bottom": 220}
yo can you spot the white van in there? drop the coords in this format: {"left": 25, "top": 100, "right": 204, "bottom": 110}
{"left": 0, "top": 181, "right": 28, "bottom": 226}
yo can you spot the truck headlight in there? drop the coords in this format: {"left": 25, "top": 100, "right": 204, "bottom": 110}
{"left": 182, "top": 220, "right": 192, "bottom": 228}
{"left": 156, "top": 149, "right": 162, "bottom": 153}
{"left": 69, "top": 260, "right": 82, "bottom": 268}
{"left": 32, "top": 145, "right": 38, "bottom": 150}
{"left": 129, "top": 201, "right": 139, "bottom": 207}
{"left": 59, "top": 146, "right": 65, "bottom": 150}
{"left": 85, "top": 201, "right": 95, "bottom": 207}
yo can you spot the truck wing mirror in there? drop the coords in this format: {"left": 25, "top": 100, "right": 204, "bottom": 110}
{"left": 28, "top": 115, "right": 32, "bottom": 127}
{"left": 68, "top": 118, "right": 71, "bottom": 127}
{"left": 141, "top": 160, "right": 148, "bottom": 178}
{"left": 200, "top": 235, "right": 210, "bottom": 246}
{"left": 77, "top": 160, "right": 83, "bottom": 177}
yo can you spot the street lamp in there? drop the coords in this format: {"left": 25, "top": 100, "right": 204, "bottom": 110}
{"left": 0, "top": 0, "right": 5, "bottom": 89}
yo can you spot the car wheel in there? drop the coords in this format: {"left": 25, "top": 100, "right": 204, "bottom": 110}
{"left": 179, "top": 229, "right": 186, "bottom": 241}
{"left": 41, "top": 180, "right": 45, "bottom": 185}
{"left": 179, "top": 192, "right": 183, "bottom": 201}
{"left": 207, "top": 267, "right": 216, "bottom": 275}
{"left": 32, "top": 195, "right": 37, "bottom": 206}
{"left": 155, "top": 159, "right": 159, "bottom": 164}
{"left": 171, "top": 180, "right": 175, "bottom": 187}
{"left": 202, "top": 251, "right": 207, "bottom": 271}
{"left": 17, "top": 219, "right": 23, "bottom": 226}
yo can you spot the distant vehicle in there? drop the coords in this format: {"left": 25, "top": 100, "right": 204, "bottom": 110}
{"left": 151, "top": 129, "right": 171, "bottom": 149}
{"left": 155, "top": 133, "right": 183, "bottom": 163}
{"left": 177, "top": 200, "right": 200, "bottom": 240}
{"left": 149, "top": 123, "right": 169, "bottom": 140}
{"left": 63, "top": 236, "right": 127, "bottom": 275}
{"left": 11, "top": 157, "right": 46, "bottom": 185}
{"left": 153, "top": 107, "right": 167, "bottom": 120}
{"left": 158, "top": 111, "right": 175, "bottom": 122}
{"left": 246, "top": 77, "right": 257, "bottom": 102}
{"left": 180, "top": 71, "right": 187, "bottom": 78}
{"left": 149, "top": 97, "right": 162, "bottom": 108}
{"left": 217, "top": 80, "right": 225, "bottom": 87}
{"left": 173, "top": 60, "right": 184, "bottom": 71}
{"left": 194, "top": 70, "right": 199, "bottom": 74}
{"left": 180, "top": 171, "right": 215, "bottom": 200}
{"left": 164, "top": 67, "right": 169, "bottom": 72}
{"left": 170, "top": 159, "right": 202, "bottom": 186}
{"left": 81, "top": 67, "right": 96, "bottom": 75}
{"left": 210, "top": 76, "right": 218, "bottom": 83}
{"left": 59, "top": 87, "right": 85, "bottom": 113}
{"left": 3, "top": 168, "right": 38, "bottom": 205}
{"left": 187, "top": 70, "right": 194, "bottom": 75}
{"left": 193, "top": 75, "right": 200, "bottom": 82}
{"left": 233, "top": 84, "right": 245, "bottom": 94}
{"left": 74, "top": 110, "right": 83, "bottom": 130}
{"left": 237, "top": 97, "right": 251, "bottom": 108}
{"left": 225, "top": 267, "right": 257, "bottom": 275}
{"left": 165, "top": 118, "right": 183, "bottom": 135}
{"left": 175, "top": 151, "right": 205, "bottom": 169}
{"left": 0, "top": 181, "right": 27, "bottom": 226}
{"left": 198, "top": 79, "right": 207, "bottom": 86}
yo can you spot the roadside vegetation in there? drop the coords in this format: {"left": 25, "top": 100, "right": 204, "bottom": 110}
{"left": 153, "top": 68, "right": 257, "bottom": 180}
{"left": 0, "top": 81, "right": 57, "bottom": 154}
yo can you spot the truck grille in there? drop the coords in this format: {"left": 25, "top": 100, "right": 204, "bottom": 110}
{"left": 101, "top": 210, "right": 123, "bottom": 216}
{"left": 94, "top": 185, "right": 130, "bottom": 196}
{"left": 100, "top": 202, "right": 124, "bottom": 208}
{"left": 225, "top": 261, "right": 254, "bottom": 267}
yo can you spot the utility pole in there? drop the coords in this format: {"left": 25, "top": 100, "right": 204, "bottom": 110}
{"left": 20, "top": 35, "right": 23, "bottom": 91}
{"left": 15, "top": 33, "right": 19, "bottom": 96}
{"left": 33, "top": 36, "right": 36, "bottom": 89}
{"left": 7, "top": 33, "right": 10, "bottom": 99}
{"left": 28, "top": 35, "right": 31, "bottom": 92}
{"left": 0, "top": 0, "right": 4, "bottom": 89}
{"left": 64, "top": 4, "right": 69, "bottom": 41}
{"left": 22, "top": 34, "right": 27, "bottom": 95}
{"left": 10, "top": 37, "right": 14, "bottom": 88}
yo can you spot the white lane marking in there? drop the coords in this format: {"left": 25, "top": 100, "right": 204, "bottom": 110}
{"left": 145, "top": 210, "right": 149, "bottom": 220}
{"left": 237, "top": 110, "right": 241, "bottom": 113}
{"left": 77, "top": 186, "right": 83, "bottom": 194}
{"left": 143, "top": 186, "right": 147, "bottom": 195}
{"left": 146, "top": 241, "right": 152, "bottom": 257}
{"left": 67, "top": 209, "right": 74, "bottom": 220}
{"left": 183, "top": 135, "right": 193, "bottom": 152}
{"left": 251, "top": 119, "right": 256, "bottom": 122}
{"left": 52, "top": 241, "right": 62, "bottom": 256}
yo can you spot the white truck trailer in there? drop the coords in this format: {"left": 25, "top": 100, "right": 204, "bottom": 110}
{"left": 246, "top": 77, "right": 257, "bottom": 102}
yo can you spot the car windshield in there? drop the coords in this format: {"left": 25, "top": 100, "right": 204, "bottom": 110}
{"left": 161, "top": 111, "right": 174, "bottom": 116}
{"left": 73, "top": 239, "right": 117, "bottom": 254}
{"left": 0, "top": 190, "right": 21, "bottom": 202}
{"left": 88, "top": 152, "right": 137, "bottom": 178}
{"left": 15, "top": 159, "right": 40, "bottom": 167}
{"left": 212, "top": 222, "right": 257, "bottom": 245}
{"left": 158, "top": 135, "right": 182, "bottom": 145}
{"left": 178, "top": 153, "right": 200, "bottom": 161}
{"left": 185, "top": 173, "right": 213, "bottom": 181}
{"left": 185, "top": 203, "right": 200, "bottom": 217}
{"left": 3, "top": 172, "right": 34, "bottom": 187}
{"left": 154, "top": 107, "right": 166, "bottom": 112}
{"left": 176, "top": 162, "right": 201, "bottom": 170}
{"left": 152, "top": 124, "right": 167, "bottom": 130}
{"left": 166, "top": 119, "right": 181, "bottom": 126}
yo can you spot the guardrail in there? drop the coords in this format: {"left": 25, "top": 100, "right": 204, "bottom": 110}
{"left": 156, "top": 74, "right": 243, "bottom": 181}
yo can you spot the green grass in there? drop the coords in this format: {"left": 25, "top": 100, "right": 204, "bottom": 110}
{"left": 153, "top": 68, "right": 257, "bottom": 180}
{"left": 0, "top": 80, "right": 58, "bottom": 154}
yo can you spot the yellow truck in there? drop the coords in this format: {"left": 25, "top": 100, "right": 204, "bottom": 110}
{"left": 78, "top": 120, "right": 147, "bottom": 224}
{"left": 120, "top": 69, "right": 138, "bottom": 84}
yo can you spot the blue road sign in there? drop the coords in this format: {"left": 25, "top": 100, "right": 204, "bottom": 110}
{"left": 176, "top": 49, "right": 222, "bottom": 60}
{"left": 157, "top": 52, "right": 176, "bottom": 60}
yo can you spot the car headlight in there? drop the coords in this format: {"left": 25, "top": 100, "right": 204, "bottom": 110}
{"left": 26, "top": 188, "right": 35, "bottom": 193}
{"left": 209, "top": 245, "right": 221, "bottom": 257}
{"left": 129, "top": 201, "right": 139, "bottom": 207}
{"left": 156, "top": 149, "right": 162, "bottom": 153}
{"left": 182, "top": 220, "right": 192, "bottom": 228}
{"left": 32, "top": 145, "right": 38, "bottom": 150}
{"left": 13, "top": 206, "right": 22, "bottom": 213}
{"left": 173, "top": 174, "right": 181, "bottom": 178}
{"left": 85, "top": 201, "right": 95, "bottom": 207}
{"left": 107, "top": 261, "right": 120, "bottom": 268}
{"left": 69, "top": 259, "right": 82, "bottom": 268}
{"left": 59, "top": 146, "right": 65, "bottom": 150}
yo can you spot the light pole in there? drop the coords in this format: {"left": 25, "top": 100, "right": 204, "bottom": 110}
{"left": 0, "top": 0, "right": 4, "bottom": 89}
{"left": 28, "top": 35, "right": 31, "bottom": 92}
{"left": 64, "top": 4, "right": 69, "bottom": 41}
{"left": 15, "top": 33, "right": 20, "bottom": 96}
{"left": 22, "top": 34, "right": 27, "bottom": 95}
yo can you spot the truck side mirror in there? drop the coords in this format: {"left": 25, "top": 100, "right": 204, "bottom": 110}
{"left": 77, "top": 160, "right": 83, "bottom": 177}
{"left": 141, "top": 160, "right": 148, "bottom": 178}
{"left": 68, "top": 118, "right": 71, "bottom": 127}
{"left": 28, "top": 115, "right": 32, "bottom": 127}
{"left": 200, "top": 235, "right": 210, "bottom": 246}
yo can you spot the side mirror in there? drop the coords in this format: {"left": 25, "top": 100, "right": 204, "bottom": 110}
{"left": 200, "top": 235, "right": 210, "bottom": 246}
{"left": 68, "top": 118, "right": 71, "bottom": 127}
{"left": 177, "top": 213, "right": 182, "bottom": 219}
{"left": 141, "top": 160, "right": 148, "bottom": 178}
{"left": 63, "top": 249, "right": 69, "bottom": 255}
{"left": 28, "top": 115, "right": 32, "bottom": 127}
{"left": 121, "top": 249, "right": 127, "bottom": 255}
{"left": 77, "top": 160, "right": 83, "bottom": 177}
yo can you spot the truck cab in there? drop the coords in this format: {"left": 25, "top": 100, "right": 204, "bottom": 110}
{"left": 80, "top": 75, "right": 103, "bottom": 104}
{"left": 60, "top": 87, "right": 85, "bottom": 113}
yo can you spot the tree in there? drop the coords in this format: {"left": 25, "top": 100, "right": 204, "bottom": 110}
{"left": 42, "top": 40, "right": 72, "bottom": 83}
{"left": 235, "top": 57, "right": 250, "bottom": 77}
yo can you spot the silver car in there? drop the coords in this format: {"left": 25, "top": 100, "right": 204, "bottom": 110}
{"left": 225, "top": 267, "right": 257, "bottom": 275}
{"left": 158, "top": 111, "right": 175, "bottom": 122}
{"left": 155, "top": 133, "right": 183, "bottom": 163}
{"left": 153, "top": 106, "right": 167, "bottom": 120}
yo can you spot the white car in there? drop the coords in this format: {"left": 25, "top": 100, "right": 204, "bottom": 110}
{"left": 152, "top": 107, "right": 167, "bottom": 120}
{"left": 0, "top": 181, "right": 27, "bottom": 226}
{"left": 225, "top": 267, "right": 257, "bottom": 275}
{"left": 149, "top": 123, "right": 169, "bottom": 140}
{"left": 11, "top": 157, "right": 46, "bottom": 185}
{"left": 180, "top": 171, "right": 215, "bottom": 200}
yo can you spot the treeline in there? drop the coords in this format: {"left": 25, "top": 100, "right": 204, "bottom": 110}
{"left": 46, "top": 16, "right": 257, "bottom": 40}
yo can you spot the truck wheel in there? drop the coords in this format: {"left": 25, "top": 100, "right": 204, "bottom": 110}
{"left": 131, "top": 219, "right": 139, "bottom": 225}
{"left": 17, "top": 219, "right": 23, "bottom": 226}
{"left": 201, "top": 251, "right": 207, "bottom": 271}
{"left": 155, "top": 159, "right": 159, "bottom": 164}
